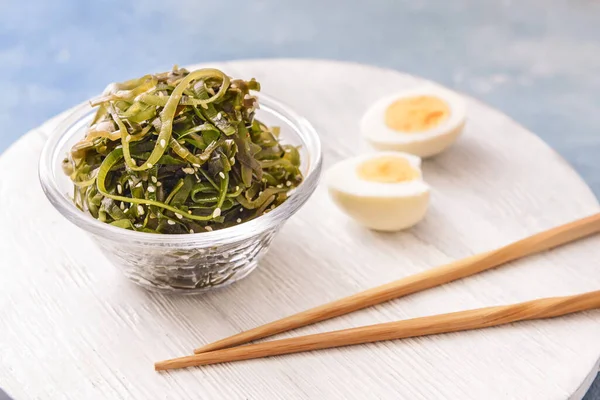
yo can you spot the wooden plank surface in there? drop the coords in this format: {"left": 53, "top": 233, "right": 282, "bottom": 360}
{"left": 1, "top": 59, "right": 599, "bottom": 399}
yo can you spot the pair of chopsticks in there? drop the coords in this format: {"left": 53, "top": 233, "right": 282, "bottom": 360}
{"left": 155, "top": 213, "right": 600, "bottom": 371}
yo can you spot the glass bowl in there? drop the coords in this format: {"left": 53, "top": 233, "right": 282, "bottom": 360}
{"left": 39, "top": 93, "right": 322, "bottom": 294}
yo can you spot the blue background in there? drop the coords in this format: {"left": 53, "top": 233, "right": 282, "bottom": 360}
{"left": 1, "top": 0, "right": 599, "bottom": 398}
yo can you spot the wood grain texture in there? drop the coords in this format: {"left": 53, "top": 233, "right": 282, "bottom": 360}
{"left": 1, "top": 59, "right": 599, "bottom": 399}
{"left": 159, "top": 290, "right": 600, "bottom": 370}
{"left": 194, "top": 213, "right": 600, "bottom": 354}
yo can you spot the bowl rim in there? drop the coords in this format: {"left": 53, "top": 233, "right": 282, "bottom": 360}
{"left": 39, "top": 92, "right": 323, "bottom": 246}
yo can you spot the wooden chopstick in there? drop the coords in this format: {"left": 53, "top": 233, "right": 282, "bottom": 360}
{"left": 157, "top": 289, "right": 600, "bottom": 370}
{"left": 194, "top": 213, "right": 600, "bottom": 354}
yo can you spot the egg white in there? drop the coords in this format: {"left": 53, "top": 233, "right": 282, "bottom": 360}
{"left": 326, "top": 152, "right": 431, "bottom": 231}
{"left": 361, "top": 85, "right": 467, "bottom": 158}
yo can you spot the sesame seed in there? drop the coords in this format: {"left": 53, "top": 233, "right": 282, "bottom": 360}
{"left": 125, "top": 135, "right": 132, "bottom": 142}
{"left": 236, "top": 218, "right": 242, "bottom": 223}
{"left": 135, "top": 182, "right": 142, "bottom": 188}
{"left": 244, "top": 94, "right": 251, "bottom": 100}
{"left": 120, "top": 202, "right": 125, "bottom": 210}
{"left": 157, "top": 182, "right": 162, "bottom": 187}
{"left": 117, "top": 184, "right": 123, "bottom": 194}
{"left": 212, "top": 208, "right": 221, "bottom": 218}
{"left": 160, "top": 139, "right": 166, "bottom": 148}
{"left": 235, "top": 186, "right": 240, "bottom": 191}
{"left": 182, "top": 167, "right": 195, "bottom": 174}
{"left": 286, "top": 181, "right": 292, "bottom": 187}
{"left": 147, "top": 186, "right": 155, "bottom": 193}
{"left": 167, "top": 220, "right": 176, "bottom": 225}
{"left": 151, "top": 176, "right": 157, "bottom": 183}
{"left": 239, "top": 208, "right": 243, "bottom": 212}
{"left": 205, "top": 226, "right": 213, "bottom": 232}
{"left": 277, "top": 184, "right": 283, "bottom": 189}
{"left": 216, "top": 112, "right": 222, "bottom": 119}
{"left": 193, "top": 163, "right": 201, "bottom": 168}
{"left": 230, "top": 157, "right": 235, "bottom": 164}
{"left": 285, "top": 148, "right": 291, "bottom": 153}
{"left": 137, "top": 205, "right": 145, "bottom": 215}
{"left": 134, "top": 223, "right": 142, "bottom": 228}
{"left": 128, "top": 180, "right": 134, "bottom": 187}
{"left": 175, "top": 213, "right": 183, "bottom": 219}
{"left": 189, "top": 229, "right": 194, "bottom": 234}
{"left": 258, "top": 191, "right": 263, "bottom": 196}
{"left": 188, "top": 210, "right": 192, "bottom": 214}
{"left": 219, "top": 172, "right": 225, "bottom": 179}
{"left": 124, "top": 208, "right": 129, "bottom": 213}
{"left": 147, "top": 163, "right": 153, "bottom": 168}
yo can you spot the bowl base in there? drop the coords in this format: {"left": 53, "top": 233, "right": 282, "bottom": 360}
{"left": 95, "top": 227, "right": 277, "bottom": 294}
{"left": 124, "top": 259, "right": 260, "bottom": 294}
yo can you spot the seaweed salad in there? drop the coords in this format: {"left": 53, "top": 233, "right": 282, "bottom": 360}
{"left": 63, "top": 66, "right": 303, "bottom": 234}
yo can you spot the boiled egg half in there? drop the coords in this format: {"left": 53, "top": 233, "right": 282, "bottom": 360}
{"left": 361, "top": 86, "right": 466, "bottom": 158}
{"left": 326, "top": 152, "right": 430, "bottom": 231}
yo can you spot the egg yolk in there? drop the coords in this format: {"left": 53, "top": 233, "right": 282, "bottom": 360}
{"left": 385, "top": 95, "right": 450, "bottom": 132}
{"left": 357, "top": 156, "right": 419, "bottom": 183}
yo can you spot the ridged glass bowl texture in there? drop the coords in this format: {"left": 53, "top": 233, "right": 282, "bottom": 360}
{"left": 39, "top": 94, "right": 322, "bottom": 294}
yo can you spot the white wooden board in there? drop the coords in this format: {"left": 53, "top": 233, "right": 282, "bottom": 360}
{"left": 1, "top": 59, "right": 599, "bottom": 400}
